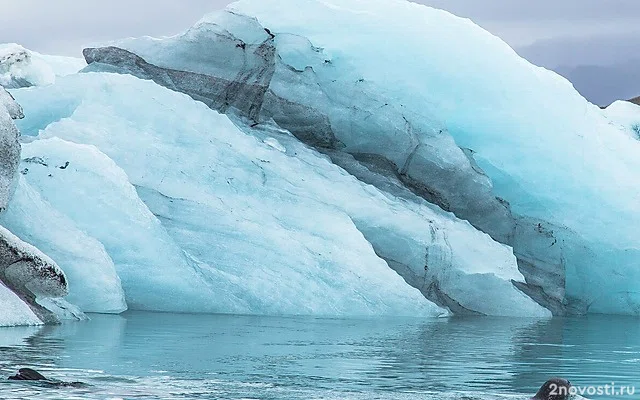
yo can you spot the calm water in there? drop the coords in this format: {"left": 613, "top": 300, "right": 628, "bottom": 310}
{"left": 0, "top": 312, "right": 638, "bottom": 400}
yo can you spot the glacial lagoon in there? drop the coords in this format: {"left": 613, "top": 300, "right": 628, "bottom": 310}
{"left": 0, "top": 313, "right": 638, "bottom": 399}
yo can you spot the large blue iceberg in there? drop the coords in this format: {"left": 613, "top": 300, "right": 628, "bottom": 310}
{"left": 1, "top": 0, "right": 638, "bottom": 324}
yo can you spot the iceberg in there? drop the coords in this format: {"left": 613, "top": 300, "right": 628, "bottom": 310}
{"left": 0, "top": 43, "right": 86, "bottom": 89}
{"left": 11, "top": 71, "right": 547, "bottom": 317}
{"left": 227, "top": 0, "right": 640, "bottom": 315}
{"left": 9, "top": 0, "right": 639, "bottom": 319}
{"left": 0, "top": 86, "right": 24, "bottom": 120}
{"left": 75, "top": 0, "right": 640, "bottom": 315}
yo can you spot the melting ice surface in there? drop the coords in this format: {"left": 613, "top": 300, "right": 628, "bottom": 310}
{"left": 2, "top": 0, "right": 640, "bottom": 323}
{"left": 8, "top": 72, "right": 546, "bottom": 318}
{"left": 0, "top": 312, "right": 638, "bottom": 399}
{"left": 73, "top": 0, "right": 640, "bottom": 315}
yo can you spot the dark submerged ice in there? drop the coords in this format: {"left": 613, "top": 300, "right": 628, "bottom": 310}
{"left": 8, "top": 367, "right": 48, "bottom": 381}
{"left": 8, "top": 367, "right": 86, "bottom": 388}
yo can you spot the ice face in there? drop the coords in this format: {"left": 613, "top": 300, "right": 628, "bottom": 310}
{"left": 77, "top": 0, "right": 640, "bottom": 315}
{"left": 226, "top": 0, "right": 640, "bottom": 314}
{"left": 0, "top": 43, "right": 85, "bottom": 89}
{"left": 86, "top": 9, "right": 560, "bottom": 312}
{"left": 13, "top": 136, "right": 222, "bottom": 314}
{"left": 11, "top": 72, "right": 548, "bottom": 317}
{"left": 1, "top": 175, "right": 127, "bottom": 314}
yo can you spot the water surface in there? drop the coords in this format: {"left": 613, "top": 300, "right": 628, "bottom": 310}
{"left": 0, "top": 312, "right": 638, "bottom": 399}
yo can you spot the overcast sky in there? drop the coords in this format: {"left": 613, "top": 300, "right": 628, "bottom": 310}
{"left": 2, "top": 0, "right": 639, "bottom": 104}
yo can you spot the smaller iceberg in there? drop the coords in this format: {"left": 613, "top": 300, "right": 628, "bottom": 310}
{"left": 0, "top": 43, "right": 86, "bottom": 89}
{"left": 603, "top": 100, "right": 640, "bottom": 140}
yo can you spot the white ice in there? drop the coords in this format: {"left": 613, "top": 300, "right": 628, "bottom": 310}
{"left": 0, "top": 278, "right": 41, "bottom": 326}
{"left": 603, "top": 101, "right": 640, "bottom": 140}
{"left": 0, "top": 43, "right": 85, "bottom": 88}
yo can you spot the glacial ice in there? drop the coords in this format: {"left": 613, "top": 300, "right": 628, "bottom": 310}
{"left": 0, "top": 87, "right": 21, "bottom": 210}
{"left": 90, "top": 8, "right": 562, "bottom": 311}
{"left": 604, "top": 101, "right": 640, "bottom": 140}
{"left": 11, "top": 72, "right": 548, "bottom": 317}
{"left": 0, "top": 86, "right": 24, "bottom": 120}
{"left": 0, "top": 85, "right": 80, "bottom": 325}
{"left": 0, "top": 279, "right": 41, "bottom": 326}
{"left": 12, "top": 136, "right": 217, "bottom": 314}
{"left": 1, "top": 175, "right": 127, "bottom": 314}
{"left": 231, "top": 0, "right": 640, "bottom": 313}
{"left": 0, "top": 43, "right": 85, "bottom": 88}
{"left": 78, "top": 0, "right": 640, "bottom": 315}
{"left": 7, "top": 0, "right": 637, "bottom": 319}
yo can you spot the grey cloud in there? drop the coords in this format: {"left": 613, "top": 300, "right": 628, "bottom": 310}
{"left": 518, "top": 33, "right": 640, "bottom": 68}
{"left": 414, "top": 0, "right": 640, "bottom": 21}
{"left": 414, "top": 0, "right": 640, "bottom": 47}
{"left": 518, "top": 33, "right": 640, "bottom": 105}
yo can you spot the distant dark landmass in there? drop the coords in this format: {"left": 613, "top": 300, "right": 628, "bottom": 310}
{"left": 517, "top": 34, "right": 640, "bottom": 107}
{"left": 554, "top": 61, "right": 640, "bottom": 107}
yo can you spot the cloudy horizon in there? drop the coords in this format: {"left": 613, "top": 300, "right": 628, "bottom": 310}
{"left": 2, "top": 0, "right": 639, "bottom": 105}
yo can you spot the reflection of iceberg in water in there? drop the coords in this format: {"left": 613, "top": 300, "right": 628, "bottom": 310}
{"left": 511, "top": 318, "right": 567, "bottom": 393}
{"left": 36, "top": 315, "right": 127, "bottom": 375}
{"left": 0, "top": 315, "right": 126, "bottom": 382}
{"left": 511, "top": 316, "right": 640, "bottom": 395}
{"left": 0, "top": 324, "right": 58, "bottom": 379}
{"left": 375, "top": 318, "right": 531, "bottom": 394}
{"left": 0, "top": 324, "right": 42, "bottom": 348}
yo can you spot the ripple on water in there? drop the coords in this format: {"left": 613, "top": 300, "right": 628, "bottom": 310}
{"left": 0, "top": 313, "right": 636, "bottom": 399}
